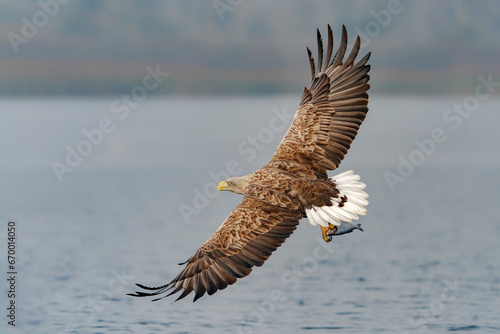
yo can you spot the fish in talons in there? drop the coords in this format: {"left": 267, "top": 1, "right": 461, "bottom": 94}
{"left": 321, "top": 222, "right": 364, "bottom": 242}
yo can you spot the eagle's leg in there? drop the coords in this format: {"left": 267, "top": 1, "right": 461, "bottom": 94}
{"left": 320, "top": 224, "right": 337, "bottom": 243}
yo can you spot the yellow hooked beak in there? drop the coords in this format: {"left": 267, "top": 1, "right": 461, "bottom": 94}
{"left": 218, "top": 181, "right": 229, "bottom": 191}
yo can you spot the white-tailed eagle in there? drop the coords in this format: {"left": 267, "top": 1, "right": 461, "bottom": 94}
{"left": 129, "top": 25, "right": 370, "bottom": 302}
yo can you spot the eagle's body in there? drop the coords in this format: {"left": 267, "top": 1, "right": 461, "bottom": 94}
{"left": 130, "top": 25, "right": 371, "bottom": 302}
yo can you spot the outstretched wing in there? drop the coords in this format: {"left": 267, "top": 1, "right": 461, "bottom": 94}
{"left": 129, "top": 195, "right": 302, "bottom": 302}
{"left": 272, "top": 25, "right": 371, "bottom": 179}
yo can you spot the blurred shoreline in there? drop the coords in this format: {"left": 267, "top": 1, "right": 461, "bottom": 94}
{"left": 2, "top": 57, "right": 497, "bottom": 96}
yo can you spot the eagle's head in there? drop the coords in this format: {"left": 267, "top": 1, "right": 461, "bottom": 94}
{"left": 218, "top": 176, "right": 249, "bottom": 195}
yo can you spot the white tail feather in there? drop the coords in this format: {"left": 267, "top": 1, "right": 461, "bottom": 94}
{"left": 306, "top": 170, "right": 369, "bottom": 227}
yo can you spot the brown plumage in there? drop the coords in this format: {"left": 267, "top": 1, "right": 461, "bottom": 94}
{"left": 129, "top": 24, "right": 371, "bottom": 302}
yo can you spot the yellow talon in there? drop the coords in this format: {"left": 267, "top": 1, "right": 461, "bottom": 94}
{"left": 320, "top": 224, "right": 337, "bottom": 243}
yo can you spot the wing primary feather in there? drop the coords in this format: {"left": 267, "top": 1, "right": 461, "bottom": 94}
{"left": 201, "top": 270, "right": 218, "bottom": 296}
{"left": 165, "top": 284, "right": 183, "bottom": 297}
{"left": 316, "top": 28, "right": 323, "bottom": 75}
{"left": 307, "top": 47, "right": 315, "bottom": 82}
{"left": 206, "top": 266, "right": 228, "bottom": 291}
{"left": 322, "top": 24, "right": 333, "bottom": 72}
{"left": 212, "top": 262, "right": 238, "bottom": 284}
{"left": 174, "top": 284, "right": 194, "bottom": 302}
{"left": 343, "top": 35, "right": 361, "bottom": 68}
{"left": 351, "top": 52, "right": 371, "bottom": 70}
{"left": 134, "top": 282, "right": 169, "bottom": 291}
{"left": 331, "top": 25, "right": 348, "bottom": 68}
{"left": 192, "top": 275, "right": 206, "bottom": 302}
